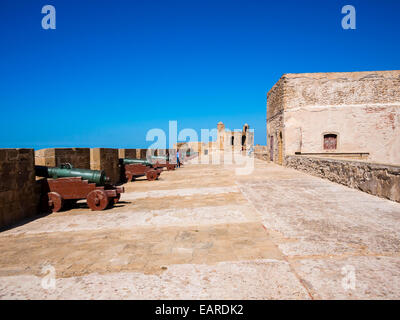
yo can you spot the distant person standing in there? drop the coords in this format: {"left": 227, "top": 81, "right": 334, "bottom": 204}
{"left": 176, "top": 151, "right": 181, "bottom": 168}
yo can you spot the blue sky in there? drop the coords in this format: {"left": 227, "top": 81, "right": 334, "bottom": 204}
{"left": 0, "top": 0, "right": 399, "bottom": 149}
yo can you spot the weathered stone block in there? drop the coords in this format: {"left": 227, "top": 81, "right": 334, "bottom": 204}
{"left": 0, "top": 149, "right": 40, "bottom": 229}
{"left": 137, "top": 149, "right": 147, "bottom": 159}
{"left": 35, "top": 148, "right": 90, "bottom": 169}
{"left": 118, "top": 149, "right": 138, "bottom": 160}
{"left": 90, "top": 148, "right": 120, "bottom": 184}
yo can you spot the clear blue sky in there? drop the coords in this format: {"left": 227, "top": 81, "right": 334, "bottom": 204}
{"left": 0, "top": 0, "right": 399, "bottom": 149}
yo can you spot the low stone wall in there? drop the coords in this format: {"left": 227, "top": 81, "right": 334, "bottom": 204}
{"left": 119, "top": 149, "right": 166, "bottom": 160}
{"left": 254, "top": 145, "right": 269, "bottom": 162}
{"left": 0, "top": 149, "right": 40, "bottom": 229}
{"left": 90, "top": 148, "right": 120, "bottom": 184}
{"left": 285, "top": 155, "right": 400, "bottom": 203}
{"left": 118, "top": 149, "right": 139, "bottom": 159}
{"left": 35, "top": 148, "right": 90, "bottom": 169}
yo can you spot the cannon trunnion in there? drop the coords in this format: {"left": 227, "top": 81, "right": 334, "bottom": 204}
{"left": 36, "top": 164, "right": 124, "bottom": 212}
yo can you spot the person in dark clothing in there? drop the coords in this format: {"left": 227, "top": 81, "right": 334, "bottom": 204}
{"left": 176, "top": 151, "right": 181, "bottom": 168}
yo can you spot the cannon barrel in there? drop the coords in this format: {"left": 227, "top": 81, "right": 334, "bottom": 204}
{"left": 151, "top": 155, "right": 170, "bottom": 161}
{"left": 35, "top": 164, "right": 109, "bottom": 185}
{"left": 121, "top": 158, "right": 153, "bottom": 166}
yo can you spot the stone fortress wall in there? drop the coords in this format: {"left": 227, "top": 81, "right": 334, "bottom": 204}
{"left": 267, "top": 70, "right": 400, "bottom": 166}
{"left": 265, "top": 70, "right": 400, "bottom": 203}
{"left": 0, "top": 149, "right": 40, "bottom": 229}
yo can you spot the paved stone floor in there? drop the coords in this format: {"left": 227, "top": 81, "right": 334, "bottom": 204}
{"left": 0, "top": 154, "right": 400, "bottom": 299}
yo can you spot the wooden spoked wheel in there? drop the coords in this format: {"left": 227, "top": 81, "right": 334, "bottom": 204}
{"left": 86, "top": 189, "right": 109, "bottom": 211}
{"left": 48, "top": 192, "right": 63, "bottom": 213}
{"left": 146, "top": 170, "right": 158, "bottom": 181}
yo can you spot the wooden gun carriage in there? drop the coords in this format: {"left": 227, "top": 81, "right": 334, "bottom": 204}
{"left": 119, "top": 159, "right": 162, "bottom": 182}
{"left": 36, "top": 163, "right": 124, "bottom": 212}
{"left": 150, "top": 156, "right": 177, "bottom": 171}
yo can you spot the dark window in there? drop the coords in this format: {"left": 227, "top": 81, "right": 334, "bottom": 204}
{"left": 324, "top": 134, "right": 337, "bottom": 150}
{"left": 231, "top": 136, "right": 234, "bottom": 145}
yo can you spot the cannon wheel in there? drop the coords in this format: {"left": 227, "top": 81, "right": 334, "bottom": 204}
{"left": 48, "top": 192, "right": 63, "bottom": 213}
{"left": 86, "top": 189, "right": 109, "bottom": 211}
{"left": 146, "top": 170, "right": 158, "bottom": 181}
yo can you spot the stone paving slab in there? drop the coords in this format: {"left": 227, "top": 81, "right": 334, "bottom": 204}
{"left": 0, "top": 259, "right": 310, "bottom": 300}
{"left": 0, "top": 223, "right": 283, "bottom": 278}
{"left": 0, "top": 205, "right": 256, "bottom": 236}
{"left": 293, "top": 256, "right": 400, "bottom": 299}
